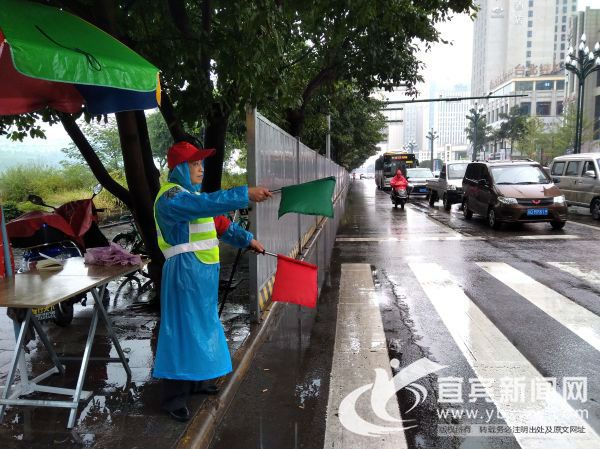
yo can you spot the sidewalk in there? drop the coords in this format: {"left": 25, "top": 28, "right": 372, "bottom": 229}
{"left": 0, "top": 245, "right": 254, "bottom": 449}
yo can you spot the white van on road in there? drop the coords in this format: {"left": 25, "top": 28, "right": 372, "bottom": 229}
{"left": 549, "top": 153, "right": 600, "bottom": 220}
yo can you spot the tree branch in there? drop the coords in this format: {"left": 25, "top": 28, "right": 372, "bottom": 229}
{"left": 200, "top": 0, "right": 212, "bottom": 79}
{"left": 167, "top": 0, "right": 195, "bottom": 40}
{"left": 59, "top": 114, "right": 133, "bottom": 209}
{"left": 158, "top": 90, "right": 197, "bottom": 144}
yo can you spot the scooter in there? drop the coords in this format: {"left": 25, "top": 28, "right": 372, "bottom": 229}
{"left": 7, "top": 184, "right": 109, "bottom": 326}
{"left": 391, "top": 187, "right": 408, "bottom": 210}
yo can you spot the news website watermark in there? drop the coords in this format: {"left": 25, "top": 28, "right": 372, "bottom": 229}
{"left": 337, "top": 357, "right": 590, "bottom": 438}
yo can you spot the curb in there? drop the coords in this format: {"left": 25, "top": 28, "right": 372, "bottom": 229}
{"left": 175, "top": 300, "right": 284, "bottom": 449}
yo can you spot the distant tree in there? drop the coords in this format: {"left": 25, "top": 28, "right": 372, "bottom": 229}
{"left": 61, "top": 118, "right": 123, "bottom": 172}
{"left": 517, "top": 116, "right": 547, "bottom": 162}
{"left": 146, "top": 111, "right": 173, "bottom": 171}
{"left": 265, "top": 82, "right": 386, "bottom": 170}
{"left": 465, "top": 108, "right": 490, "bottom": 158}
{"left": 498, "top": 105, "right": 528, "bottom": 157}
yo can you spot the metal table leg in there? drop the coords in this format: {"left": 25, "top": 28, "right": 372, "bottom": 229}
{"left": 66, "top": 304, "right": 99, "bottom": 429}
{"left": 0, "top": 311, "right": 31, "bottom": 423}
{"left": 0, "top": 310, "right": 93, "bottom": 428}
{"left": 90, "top": 284, "right": 132, "bottom": 385}
{"left": 29, "top": 314, "right": 65, "bottom": 375}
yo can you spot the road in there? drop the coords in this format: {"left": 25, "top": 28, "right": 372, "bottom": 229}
{"left": 210, "top": 178, "right": 600, "bottom": 449}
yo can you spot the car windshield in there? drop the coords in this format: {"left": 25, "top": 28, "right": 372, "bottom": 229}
{"left": 447, "top": 164, "right": 468, "bottom": 179}
{"left": 489, "top": 165, "right": 550, "bottom": 184}
{"left": 407, "top": 168, "right": 434, "bottom": 179}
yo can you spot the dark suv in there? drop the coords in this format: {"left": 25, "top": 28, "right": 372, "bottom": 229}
{"left": 461, "top": 161, "right": 568, "bottom": 230}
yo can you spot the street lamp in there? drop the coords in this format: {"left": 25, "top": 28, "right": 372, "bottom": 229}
{"left": 469, "top": 101, "right": 485, "bottom": 162}
{"left": 565, "top": 34, "right": 600, "bottom": 154}
{"left": 426, "top": 128, "right": 438, "bottom": 171}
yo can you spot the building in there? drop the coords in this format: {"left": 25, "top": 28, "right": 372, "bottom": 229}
{"left": 484, "top": 74, "right": 565, "bottom": 158}
{"left": 402, "top": 103, "right": 425, "bottom": 158}
{"left": 471, "top": 0, "right": 576, "bottom": 97}
{"left": 566, "top": 7, "right": 600, "bottom": 153}
{"left": 435, "top": 85, "right": 470, "bottom": 147}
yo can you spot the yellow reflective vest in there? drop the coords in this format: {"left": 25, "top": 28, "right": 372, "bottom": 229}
{"left": 154, "top": 182, "right": 219, "bottom": 264}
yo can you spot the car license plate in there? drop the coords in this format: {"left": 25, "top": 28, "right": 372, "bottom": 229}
{"left": 527, "top": 208, "right": 548, "bottom": 216}
{"left": 418, "top": 187, "right": 427, "bottom": 193}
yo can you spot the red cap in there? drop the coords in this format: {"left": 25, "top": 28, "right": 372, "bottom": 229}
{"left": 167, "top": 142, "right": 215, "bottom": 170}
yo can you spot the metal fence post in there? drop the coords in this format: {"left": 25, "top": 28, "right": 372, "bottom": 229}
{"left": 246, "top": 107, "right": 260, "bottom": 323}
{"left": 296, "top": 138, "right": 301, "bottom": 257}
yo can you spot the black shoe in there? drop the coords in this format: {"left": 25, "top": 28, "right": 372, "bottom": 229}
{"left": 167, "top": 406, "right": 190, "bottom": 422}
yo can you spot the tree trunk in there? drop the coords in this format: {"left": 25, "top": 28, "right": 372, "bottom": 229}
{"left": 135, "top": 110, "right": 161, "bottom": 198}
{"left": 60, "top": 114, "right": 132, "bottom": 209}
{"left": 116, "top": 112, "right": 164, "bottom": 294}
{"left": 202, "top": 105, "right": 229, "bottom": 193}
{"left": 286, "top": 108, "right": 305, "bottom": 138}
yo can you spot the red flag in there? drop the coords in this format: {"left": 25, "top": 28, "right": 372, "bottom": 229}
{"left": 271, "top": 255, "right": 318, "bottom": 308}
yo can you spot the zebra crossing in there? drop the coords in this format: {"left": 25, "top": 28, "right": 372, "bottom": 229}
{"left": 404, "top": 259, "right": 600, "bottom": 449}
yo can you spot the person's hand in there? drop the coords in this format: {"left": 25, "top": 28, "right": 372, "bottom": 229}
{"left": 248, "top": 187, "right": 272, "bottom": 202}
{"left": 248, "top": 239, "right": 265, "bottom": 254}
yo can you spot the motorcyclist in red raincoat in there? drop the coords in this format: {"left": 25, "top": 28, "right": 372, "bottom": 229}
{"left": 390, "top": 169, "right": 408, "bottom": 191}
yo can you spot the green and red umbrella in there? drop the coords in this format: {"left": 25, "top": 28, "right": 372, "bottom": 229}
{"left": 0, "top": 0, "right": 161, "bottom": 115}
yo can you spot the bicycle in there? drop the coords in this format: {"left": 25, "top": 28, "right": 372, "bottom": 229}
{"left": 112, "top": 215, "right": 153, "bottom": 298}
{"left": 112, "top": 215, "right": 147, "bottom": 255}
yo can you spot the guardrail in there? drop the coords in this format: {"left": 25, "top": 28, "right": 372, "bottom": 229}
{"left": 246, "top": 109, "right": 349, "bottom": 321}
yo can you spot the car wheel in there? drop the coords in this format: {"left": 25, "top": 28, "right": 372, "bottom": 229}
{"left": 462, "top": 199, "right": 472, "bottom": 219}
{"left": 550, "top": 220, "right": 566, "bottom": 230}
{"left": 443, "top": 194, "right": 451, "bottom": 211}
{"left": 591, "top": 199, "right": 600, "bottom": 220}
{"left": 428, "top": 192, "right": 436, "bottom": 206}
{"left": 487, "top": 208, "right": 502, "bottom": 230}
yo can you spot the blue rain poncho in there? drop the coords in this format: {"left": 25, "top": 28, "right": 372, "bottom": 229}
{"left": 152, "top": 163, "right": 253, "bottom": 381}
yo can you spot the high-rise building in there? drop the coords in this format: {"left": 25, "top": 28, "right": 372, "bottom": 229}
{"left": 471, "top": 0, "right": 576, "bottom": 97}
{"left": 402, "top": 103, "right": 425, "bottom": 156}
{"left": 435, "top": 85, "right": 470, "bottom": 147}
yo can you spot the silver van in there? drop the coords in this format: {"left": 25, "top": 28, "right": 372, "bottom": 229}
{"left": 549, "top": 153, "right": 600, "bottom": 220}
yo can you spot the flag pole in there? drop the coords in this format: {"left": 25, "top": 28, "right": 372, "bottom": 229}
{"left": 269, "top": 188, "right": 282, "bottom": 194}
{"left": 262, "top": 250, "right": 278, "bottom": 258}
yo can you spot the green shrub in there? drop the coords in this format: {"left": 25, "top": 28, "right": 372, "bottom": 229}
{"left": 222, "top": 172, "right": 247, "bottom": 189}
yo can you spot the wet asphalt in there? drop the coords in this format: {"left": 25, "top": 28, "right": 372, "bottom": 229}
{"left": 210, "top": 179, "right": 600, "bottom": 449}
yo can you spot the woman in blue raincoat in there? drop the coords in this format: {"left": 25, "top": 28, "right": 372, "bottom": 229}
{"left": 153, "top": 142, "right": 271, "bottom": 421}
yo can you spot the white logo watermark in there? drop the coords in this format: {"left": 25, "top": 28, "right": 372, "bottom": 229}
{"left": 338, "top": 358, "right": 589, "bottom": 438}
{"left": 338, "top": 358, "right": 446, "bottom": 437}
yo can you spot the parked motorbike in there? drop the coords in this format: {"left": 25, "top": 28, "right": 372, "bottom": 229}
{"left": 7, "top": 184, "right": 109, "bottom": 326}
{"left": 391, "top": 187, "right": 408, "bottom": 210}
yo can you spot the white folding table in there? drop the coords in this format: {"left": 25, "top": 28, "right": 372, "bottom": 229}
{"left": 0, "top": 257, "right": 146, "bottom": 428}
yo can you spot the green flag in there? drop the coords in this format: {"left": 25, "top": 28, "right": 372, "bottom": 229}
{"left": 278, "top": 177, "right": 336, "bottom": 218}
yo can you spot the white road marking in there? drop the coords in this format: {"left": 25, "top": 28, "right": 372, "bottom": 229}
{"left": 335, "top": 235, "right": 579, "bottom": 242}
{"left": 515, "top": 235, "right": 580, "bottom": 240}
{"left": 548, "top": 262, "right": 600, "bottom": 289}
{"left": 566, "top": 220, "right": 600, "bottom": 232}
{"left": 410, "top": 262, "right": 600, "bottom": 449}
{"left": 324, "top": 264, "right": 408, "bottom": 449}
{"left": 336, "top": 236, "right": 483, "bottom": 242}
{"left": 477, "top": 262, "right": 600, "bottom": 353}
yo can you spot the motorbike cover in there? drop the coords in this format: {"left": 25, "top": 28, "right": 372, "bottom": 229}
{"left": 56, "top": 199, "right": 95, "bottom": 237}
{"left": 6, "top": 211, "right": 76, "bottom": 240}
